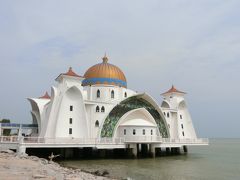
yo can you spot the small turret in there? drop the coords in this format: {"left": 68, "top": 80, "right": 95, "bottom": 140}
{"left": 161, "top": 85, "right": 197, "bottom": 140}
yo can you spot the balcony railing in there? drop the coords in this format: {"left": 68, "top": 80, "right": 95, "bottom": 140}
{"left": 21, "top": 137, "right": 125, "bottom": 145}
{"left": 0, "top": 123, "right": 38, "bottom": 128}
{"left": 0, "top": 136, "right": 19, "bottom": 143}
{"left": 123, "top": 136, "right": 209, "bottom": 144}
{"left": 0, "top": 135, "right": 208, "bottom": 145}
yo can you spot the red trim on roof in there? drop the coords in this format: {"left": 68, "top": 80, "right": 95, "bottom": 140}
{"left": 39, "top": 92, "right": 51, "bottom": 99}
{"left": 161, "top": 85, "right": 186, "bottom": 95}
{"left": 63, "top": 67, "right": 82, "bottom": 77}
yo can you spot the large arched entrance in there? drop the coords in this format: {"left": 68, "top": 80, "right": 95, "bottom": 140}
{"left": 100, "top": 94, "right": 169, "bottom": 138}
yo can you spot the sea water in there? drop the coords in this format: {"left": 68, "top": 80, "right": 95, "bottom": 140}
{"left": 60, "top": 139, "right": 240, "bottom": 180}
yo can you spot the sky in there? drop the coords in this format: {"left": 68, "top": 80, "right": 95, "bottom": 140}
{"left": 0, "top": 0, "right": 240, "bottom": 138}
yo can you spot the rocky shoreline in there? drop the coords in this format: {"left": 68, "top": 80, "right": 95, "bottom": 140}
{"left": 0, "top": 150, "right": 114, "bottom": 180}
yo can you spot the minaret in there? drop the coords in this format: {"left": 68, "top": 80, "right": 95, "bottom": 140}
{"left": 161, "top": 85, "right": 197, "bottom": 139}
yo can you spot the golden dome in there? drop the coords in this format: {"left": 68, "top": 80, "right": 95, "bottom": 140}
{"left": 82, "top": 55, "right": 127, "bottom": 88}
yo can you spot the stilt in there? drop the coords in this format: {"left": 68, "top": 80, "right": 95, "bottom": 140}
{"left": 132, "top": 144, "right": 138, "bottom": 158}
{"left": 0, "top": 123, "right": 2, "bottom": 136}
{"left": 176, "top": 147, "right": 180, "bottom": 155}
{"left": 183, "top": 145, "right": 188, "bottom": 153}
{"left": 138, "top": 143, "right": 141, "bottom": 154}
{"left": 149, "top": 144, "right": 156, "bottom": 158}
{"left": 17, "top": 145, "right": 26, "bottom": 154}
{"left": 155, "top": 148, "right": 161, "bottom": 156}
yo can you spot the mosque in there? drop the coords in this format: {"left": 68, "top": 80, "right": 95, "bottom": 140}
{"left": 0, "top": 55, "right": 208, "bottom": 157}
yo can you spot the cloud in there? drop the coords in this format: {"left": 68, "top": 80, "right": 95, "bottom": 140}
{"left": 0, "top": 0, "right": 240, "bottom": 137}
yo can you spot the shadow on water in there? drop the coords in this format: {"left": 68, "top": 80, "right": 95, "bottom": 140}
{"left": 58, "top": 139, "right": 240, "bottom": 180}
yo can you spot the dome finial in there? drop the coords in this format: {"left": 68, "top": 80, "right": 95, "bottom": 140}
{"left": 102, "top": 53, "right": 108, "bottom": 63}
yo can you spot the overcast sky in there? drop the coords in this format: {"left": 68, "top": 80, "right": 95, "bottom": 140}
{"left": 0, "top": 0, "right": 240, "bottom": 138}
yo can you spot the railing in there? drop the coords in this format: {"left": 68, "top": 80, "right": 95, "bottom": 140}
{"left": 0, "top": 136, "right": 19, "bottom": 143}
{"left": 21, "top": 137, "right": 125, "bottom": 145}
{"left": 0, "top": 135, "right": 208, "bottom": 145}
{"left": 0, "top": 123, "right": 38, "bottom": 128}
{"left": 123, "top": 136, "right": 208, "bottom": 144}
{"left": 161, "top": 138, "right": 209, "bottom": 144}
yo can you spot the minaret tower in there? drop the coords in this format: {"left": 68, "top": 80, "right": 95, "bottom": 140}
{"left": 161, "top": 86, "right": 197, "bottom": 139}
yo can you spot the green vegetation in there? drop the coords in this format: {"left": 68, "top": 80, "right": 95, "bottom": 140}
{"left": 0, "top": 118, "right": 11, "bottom": 136}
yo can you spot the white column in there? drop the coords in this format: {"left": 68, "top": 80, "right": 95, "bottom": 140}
{"left": 0, "top": 123, "right": 2, "bottom": 136}
{"left": 18, "top": 124, "right": 22, "bottom": 138}
{"left": 150, "top": 144, "right": 156, "bottom": 158}
{"left": 132, "top": 144, "right": 137, "bottom": 158}
{"left": 17, "top": 145, "right": 26, "bottom": 154}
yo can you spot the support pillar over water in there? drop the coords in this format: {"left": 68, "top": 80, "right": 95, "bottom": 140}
{"left": 149, "top": 144, "right": 156, "bottom": 158}
{"left": 155, "top": 148, "right": 162, "bottom": 156}
{"left": 17, "top": 145, "right": 26, "bottom": 154}
{"left": 130, "top": 144, "right": 138, "bottom": 158}
{"left": 183, "top": 146, "right": 188, "bottom": 153}
{"left": 0, "top": 123, "right": 2, "bottom": 136}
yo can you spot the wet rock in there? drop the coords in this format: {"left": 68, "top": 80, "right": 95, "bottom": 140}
{"left": 94, "top": 170, "right": 101, "bottom": 176}
{"left": 32, "top": 174, "right": 47, "bottom": 178}
{"left": 1, "top": 149, "right": 15, "bottom": 154}
{"left": 102, "top": 170, "right": 109, "bottom": 176}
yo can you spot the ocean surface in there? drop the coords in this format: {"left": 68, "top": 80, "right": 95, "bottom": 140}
{"left": 60, "top": 139, "right": 240, "bottom": 180}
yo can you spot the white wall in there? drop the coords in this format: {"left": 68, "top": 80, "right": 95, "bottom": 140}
{"left": 117, "top": 126, "right": 157, "bottom": 137}
{"left": 161, "top": 93, "right": 197, "bottom": 140}
{"left": 55, "top": 86, "right": 88, "bottom": 138}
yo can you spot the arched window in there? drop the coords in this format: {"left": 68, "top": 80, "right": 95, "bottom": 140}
{"left": 101, "top": 106, "right": 105, "bottom": 112}
{"left": 164, "top": 112, "right": 166, "bottom": 116}
{"left": 111, "top": 90, "right": 114, "bottom": 99}
{"left": 151, "top": 129, "right": 153, "bottom": 135}
{"left": 95, "top": 120, "right": 99, "bottom": 127}
{"left": 167, "top": 112, "right": 170, "bottom": 118}
{"left": 124, "top": 92, "right": 127, "bottom": 98}
{"left": 133, "top": 129, "right": 136, "bottom": 135}
{"left": 97, "top": 89, "right": 100, "bottom": 98}
{"left": 96, "top": 106, "right": 100, "bottom": 112}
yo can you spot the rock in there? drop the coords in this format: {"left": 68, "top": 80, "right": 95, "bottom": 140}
{"left": 32, "top": 174, "right": 47, "bottom": 178}
{"left": 102, "top": 170, "right": 109, "bottom": 176}
{"left": 0, "top": 152, "right": 113, "bottom": 180}
{"left": 94, "top": 170, "right": 101, "bottom": 176}
{"left": 30, "top": 156, "right": 40, "bottom": 161}
{"left": 40, "top": 158, "right": 48, "bottom": 165}
{"left": 0, "top": 149, "right": 15, "bottom": 154}
{"left": 16, "top": 153, "right": 28, "bottom": 159}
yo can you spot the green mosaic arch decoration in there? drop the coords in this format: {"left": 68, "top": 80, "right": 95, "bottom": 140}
{"left": 100, "top": 96, "right": 169, "bottom": 138}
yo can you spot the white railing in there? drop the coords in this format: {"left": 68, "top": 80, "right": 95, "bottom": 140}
{"left": 123, "top": 136, "right": 208, "bottom": 144}
{"left": 161, "top": 138, "right": 209, "bottom": 144}
{"left": 21, "top": 137, "right": 125, "bottom": 145}
{"left": 0, "top": 136, "right": 208, "bottom": 145}
{"left": 0, "top": 136, "right": 19, "bottom": 143}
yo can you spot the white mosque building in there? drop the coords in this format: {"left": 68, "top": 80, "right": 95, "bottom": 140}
{"left": 0, "top": 55, "right": 208, "bottom": 156}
